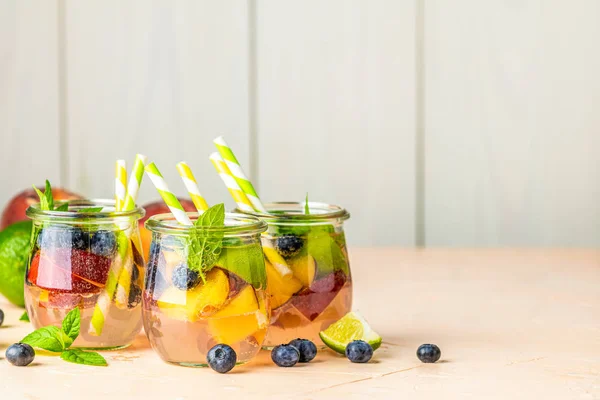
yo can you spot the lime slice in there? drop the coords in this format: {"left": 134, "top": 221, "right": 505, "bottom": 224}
{"left": 320, "top": 311, "right": 382, "bottom": 354}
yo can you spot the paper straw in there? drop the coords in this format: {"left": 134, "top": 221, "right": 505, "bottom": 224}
{"left": 145, "top": 162, "right": 193, "bottom": 226}
{"left": 209, "top": 152, "right": 254, "bottom": 213}
{"left": 123, "top": 154, "right": 147, "bottom": 211}
{"left": 176, "top": 161, "right": 209, "bottom": 212}
{"left": 91, "top": 156, "right": 147, "bottom": 335}
{"left": 213, "top": 136, "right": 266, "bottom": 213}
{"left": 115, "top": 160, "right": 127, "bottom": 211}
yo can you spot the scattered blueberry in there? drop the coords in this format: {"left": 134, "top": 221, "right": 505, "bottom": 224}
{"left": 128, "top": 285, "right": 142, "bottom": 308}
{"left": 275, "top": 235, "right": 304, "bottom": 258}
{"left": 171, "top": 264, "right": 200, "bottom": 290}
{"left": 71, "top": 228, "right": 91, "bottom": 251}
{"left": 417, "top": 344, "right": 441, "bottom": 363}
{"left": 0, "top": 309, "right": 4, "bottom": 327}
{"left": 90, "top": 230, "right": 117, "bottom": 257}
{"left": 345, "top": 340, "right": 373, "bottom": 363}
{"left": 207, "top": 344, "right": 237, "bottom": 373}
{"left": 5, "top": 343, "right": 35, "bottom": 366}
{"left": 288, "top": 338, "right": 317, "bottom": 363}
{"left": 271, "top": 344, "right": 300, "bottom": 367}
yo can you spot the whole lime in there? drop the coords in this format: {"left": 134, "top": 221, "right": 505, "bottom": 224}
{"left": 0, "top": 220, "right": 33, "bottom": 307}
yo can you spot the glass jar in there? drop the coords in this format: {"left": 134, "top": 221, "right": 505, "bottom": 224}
{"left": 237, "top": 202, "right": 352, "bottom": 347}
{"left": 25, "top": 199, "right": 145, "bottom": 350}
{"left": 143, "top": 212, "right": 269, "bottom": 367}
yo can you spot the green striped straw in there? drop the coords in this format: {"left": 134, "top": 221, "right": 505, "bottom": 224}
{"left": 213, "top": 136, "right": 267, "bottom": 213}
{"left": 90, "top": 155, "right": 148, "bottom": 335}
{"left": 145, "top": 162, "right": 193, "bottom": 226}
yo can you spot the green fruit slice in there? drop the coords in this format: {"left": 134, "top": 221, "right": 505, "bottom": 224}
{"left": 320, "top": 311, "right": 382, "bottom": 354}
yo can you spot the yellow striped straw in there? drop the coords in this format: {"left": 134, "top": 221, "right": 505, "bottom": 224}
{"left": 114, "top": 160, "right": 127, "bottom": 211}
{"left": 209, "top": 152, "right": 254, "bottom": 213}
{"left": 213, "top": 136, "right": 267, "bottom": 213}
{"left": 176, "top": 161, "right": 209, "bottom": 212}
{"left": 90, "top": 155, "right": 147, "bottom": 335}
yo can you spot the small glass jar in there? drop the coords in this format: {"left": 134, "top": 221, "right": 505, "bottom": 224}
{"left": 237, "top": 202, "right": 352, "bottom": 347}
{"left": 143, "top": 212, "right": 269, "bottom": 367}
{"left": 25, "top": 199, "right": 145, "bottom": 350}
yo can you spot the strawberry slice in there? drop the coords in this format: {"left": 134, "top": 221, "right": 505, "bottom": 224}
{"left": 28, "top": 248, "right": 111, "bottom": 293}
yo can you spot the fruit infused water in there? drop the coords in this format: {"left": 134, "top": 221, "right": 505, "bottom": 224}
{"left": 25, "top": 200, "right": 146, "bottom": 349}
{"left": 239, "top": 202, "right": 352, "bottom": 347}
{"left": 142, "top": 210, "right": 269, "bottom": 367}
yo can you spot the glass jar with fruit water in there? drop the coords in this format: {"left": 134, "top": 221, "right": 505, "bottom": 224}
{"left": 25, "top": 200, "right": 145, "bottom": 349}
{"left": 143, "top": 212, "right": 269, "bottom": 367}
{"left": 237, "top": 202, "right": 352, "bottom": 348}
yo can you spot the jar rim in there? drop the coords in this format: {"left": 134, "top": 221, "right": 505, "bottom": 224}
{"left": 26, "top": 199, "right": 145, "bottom": 222}
{"left": 145, "top": 212, "right": 268, "bottom": 236}
{"left": 235, "top": 201, "right": 350, "bottom": 224}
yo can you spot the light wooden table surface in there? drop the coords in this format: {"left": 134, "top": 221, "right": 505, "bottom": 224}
{"left": 1, "top": 249, "right": 599, "bottom": 399}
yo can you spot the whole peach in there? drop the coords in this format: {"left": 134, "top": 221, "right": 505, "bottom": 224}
{"left": 1, "top": 187, "right": 83, "bottom": 230}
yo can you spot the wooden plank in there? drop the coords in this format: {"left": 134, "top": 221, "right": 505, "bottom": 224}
{"left": 255, "top": 0, "right": 417, "bottom": 246}
{"left": 0, "top": 1, "right": 61, "bottom": 208}
{"left": 64, "top": 1, "right": 251, "bottom": 208}
{"left": 425, "top": 0, "right": 600, "bottom": 246}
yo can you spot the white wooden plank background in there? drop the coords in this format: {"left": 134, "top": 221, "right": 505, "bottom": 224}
{"left": 64, "top": 0, "right": 251, "bottom": 210}
{"left": 255, "top": 0, "right": 417, "bottom": 246}
{"left": 0, "top": 1, "right": 61, "bottom": 207}
{"left": 424, "top": 0, "right": 600, "bottom": 246}
{"left": 0, "top": 1, "right": 599, "bottom": 246}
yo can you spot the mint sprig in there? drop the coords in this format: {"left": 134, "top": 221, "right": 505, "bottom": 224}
{"left": 20, "top": 308, "right": 107, "bottom": 367}
{"left": 187, "top": 203, "right": 226, "bottom": 281}
{"left": 20, "top": 311, "right": 30, "bottom": 322}
{"left": 305, "top": 193, "right": 310, "bottom": 215}
{"left": 33, "top": 179, "right": 69, "bottom": 211}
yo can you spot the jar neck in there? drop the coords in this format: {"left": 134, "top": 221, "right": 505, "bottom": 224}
{"left": 145, "top": 212, "right": 267, "bottom": 237}
{"left": 26, "top": 199, "right": 145, "bottom": 225}
{"left": 235, "top": 201, "right": 350, "bottom": 227}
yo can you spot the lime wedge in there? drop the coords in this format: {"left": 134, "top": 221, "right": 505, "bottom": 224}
{"left": 319, "top": 311, "right": 382, "bottom": 354}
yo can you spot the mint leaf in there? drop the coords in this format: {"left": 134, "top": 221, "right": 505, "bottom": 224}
{"left": 21, "top": 326, "right": 66, "bottom": 352}
{"left": 62, "top": 308, "right": 81, "bottom": 342}
{"left": 19, "top": 312, "right": 30, "bottom": 322}
{"left": 45, "top": 180, "right": 54, "bottom": 211}
{"left": 77, "top": 207, "right": 104, "bottom": 213}
{"left": 32, "top": 185, "right": 50, "bottom": 211}
{"left": 55, "top": 202, "right": 69, "bottom": 211}
{"left": 305, "top": 193, "right": 310, "bottom": 215}
{"left": 187, "top": 203, "right": 225, "bottom": 280}
{"left": 60, "top": 349, "right": 107, "bottom": 366}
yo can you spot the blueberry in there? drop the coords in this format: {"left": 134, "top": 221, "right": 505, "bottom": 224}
{"left": 71, "top": 228, "right": 91, "bottom": 251}
{"left": 345, "top": 340, "right": 373, "bottom": 363}
{"left": 271, "top": 344, "right": 300, "bottom": 367}
{"left": 207, "top": 344, "right": 237, "bottom": 373}
{"left": 36, "top": 227, "right": 71, "bottom": 249}
{"left": 288, "top": 338, "right": 317, "bottom": 363}
{"left": 417, "top": 344, "right": 441, "bottom": 363}
{"left": 5, "top": 343, "right": 35, "bottom": 366}
{"left": 275, "top": 235, "right": 304, "bottom": 258}
{"left": 171, "top": 264, "right": 200, "bottom": 290}
{"left": 0, "top": 309, "right": 4, "bottom": 327}
{"left": 90, "top": 230, "right": 117, "bottom": 257}
{"left": 128, "top": 285, "right": 142, "bottom": 308}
